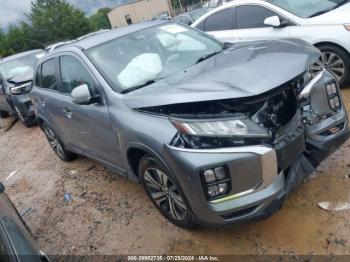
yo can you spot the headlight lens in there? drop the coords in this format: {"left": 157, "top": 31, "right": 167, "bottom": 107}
{"left": 10, "top": 82, "right": 32, "bottom": 94}
{"left": 171, "top": 116, "right": 270, "bottom": 138}
{"left": 344, "top": 24, "right": 350, "bottom": 31}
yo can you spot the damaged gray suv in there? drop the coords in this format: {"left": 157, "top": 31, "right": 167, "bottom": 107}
{"left": 31, "top": 21, "right": 349, "bottom": 228}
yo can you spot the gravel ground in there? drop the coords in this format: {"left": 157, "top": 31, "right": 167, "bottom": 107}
{"left": 0, "top": 88, "right": 350, "bottom": 256}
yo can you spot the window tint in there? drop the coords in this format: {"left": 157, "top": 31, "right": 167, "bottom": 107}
{"left": 237, "top": 5, "right": 277, "bottom": 29}
{"left": 204, "top": 8, "right": 233, "bottom": 31}
{"left": 181, "top": 15, "right": 192, "bottom": 25}
{"left": 41, "top": 59, "right": 57, "bottom": 90}
{"left": 60, "top": 56, "right": 95, "bottom": 94}
{"left": 35, "top": 65, "right": 41, "bottom": 87}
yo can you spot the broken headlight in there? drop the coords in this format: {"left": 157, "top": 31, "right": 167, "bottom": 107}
{"left": 170, "top": 116, "right": 272, "bottom": 149}
{"left": 10, "top": 82, "right": 32, "bottom": 95}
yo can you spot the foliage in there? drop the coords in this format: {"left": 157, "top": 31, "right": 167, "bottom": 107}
{"left": 0, "top": 0, "right": 102, "bottom": 58}
{"left": 28, "top": 0, "right": 91, "bottom": 45}
{"left": 89, "top": 8, "right": 112, "bottom": 31}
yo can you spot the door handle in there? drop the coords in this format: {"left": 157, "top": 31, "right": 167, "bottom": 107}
{"left": 62, "top": 107, "right": 73, "bottom": 119}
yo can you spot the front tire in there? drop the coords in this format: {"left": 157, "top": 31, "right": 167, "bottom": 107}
{"left": 311, "top": 45, "right": 350, "bottom": 88}
{"left": 139, "top": 155, "right": 197, "bottom": 229}
{"left": 42, "top": 123, "right": 77, "bottom": 162}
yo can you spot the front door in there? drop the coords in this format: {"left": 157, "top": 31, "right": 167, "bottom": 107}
{"left": 232, "top": 5, "right": 290, "bottom": 42}
{"left": 57, "top": 54, "right": 120, "bottom": 165}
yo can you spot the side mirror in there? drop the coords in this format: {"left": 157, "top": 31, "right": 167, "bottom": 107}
{"left": 71, "top": 84, "right": 93, "bottom": 105}
{"left": 264, "top": 15, "right": 282, "bottom": 28}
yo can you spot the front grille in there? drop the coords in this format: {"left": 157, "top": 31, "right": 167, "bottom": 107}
{"left": 221, "top": 205, "right": 260, "bottom": 220}
{"left": 275, "top": 130, "right": 305, "bottom": 170}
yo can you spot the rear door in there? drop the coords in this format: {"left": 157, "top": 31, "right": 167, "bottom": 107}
{"left": 232, "top": 4, "right": 290, "bottom": 42}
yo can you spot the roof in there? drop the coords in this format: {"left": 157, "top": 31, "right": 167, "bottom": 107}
{"left": 0, "top": 49, "right": 44, "bottom": 63}
{"left": 54, "top": 20, "right": 168, "bottom": 51}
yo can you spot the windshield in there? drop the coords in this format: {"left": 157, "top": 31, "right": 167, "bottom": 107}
{"left": 0, "top": 52, "right": 44, "bottom": 79}
{"left": 87, "top": 23, "right": 223, "bottom": 92}
{"left": 267, "top": 0, "right": 348, "bottom": 18}
{"left": 189, "top": 8, "right": 213, "bottom": 21}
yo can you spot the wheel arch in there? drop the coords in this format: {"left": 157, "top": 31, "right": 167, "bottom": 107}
{"left": 126, "top": 143, "right": 172, "bottom": 181}
{"left": 313, "top": 41, "right": 350, "bottom": 57}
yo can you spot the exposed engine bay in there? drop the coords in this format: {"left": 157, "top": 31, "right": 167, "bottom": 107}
{"left": 138, "top": 72, "right": 306, "bottom": 150}
{"left": 137, "top": 69, "right": 347, "bottom": 174}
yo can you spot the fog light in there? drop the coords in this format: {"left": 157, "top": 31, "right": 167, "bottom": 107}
{"left": 334, "top": 96, "right": 340, "bottom": 107}
{"left": 330, "top": 98, "right": 336, "bottom": 109}
{"left": 326, "top": 84, "right": 333, "bottom": 96}
{"left": 331, "top": 83, "right": 337, "bottom": 94}
{"left": 218, "top": 182, "right": 228, "bottom": 195}
{"left": 202, "top": 166, "right": 231, "bottom": 200}
{"left": 214, "top": 167, "right": 226, "bottom": 180}
{"left": 207, "top": 185, "right": 219, "bottom": 198}
{"left": 203, "top": 169, "right": 216, "bottom": 183}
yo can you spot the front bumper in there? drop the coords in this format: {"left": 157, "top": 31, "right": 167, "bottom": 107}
{"left": 162, "top": 103, "right": 349, "bottom": 227}
{"left": 8, "top": 92, "right": 35, "bottom": 120}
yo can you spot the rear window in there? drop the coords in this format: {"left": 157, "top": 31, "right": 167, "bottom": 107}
{"left": 41, "top": 59, "right": 57, "bottom": 90}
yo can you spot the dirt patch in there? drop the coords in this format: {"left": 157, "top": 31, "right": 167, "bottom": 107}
{"left": 0, "top": 88, "right": 350, "bottom": 255}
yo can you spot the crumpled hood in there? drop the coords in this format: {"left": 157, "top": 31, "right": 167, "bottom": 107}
{"left": 7, "top": 71, "right": 33, "bottom": 85}
{"left": 124, "top": 39, "right": 320, "bottom": 108}
{"left": 309, "top": 2, "right": 350, "bottom": 24}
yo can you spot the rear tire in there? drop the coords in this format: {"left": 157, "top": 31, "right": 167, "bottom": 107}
{"left": 42, "top": 123, "right": 77, "bottom": 162}
{"left": 0, "top": 111, "right": 10, "bottom": 118}
{"left": 312, "top": 45, "right": 350, "bottom": 88}
{"left": 139, "top": 154, "right": 198, "bottom": 229}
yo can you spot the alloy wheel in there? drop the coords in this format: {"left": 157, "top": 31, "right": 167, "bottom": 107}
{"left": 310, "top": 52, "right": 345, "bottom": 83}
{"left": 44, "top": 126, "right": 65, "bottom": 159}
{"left": 143, "top": 168, "right": 187, "bottom": 220}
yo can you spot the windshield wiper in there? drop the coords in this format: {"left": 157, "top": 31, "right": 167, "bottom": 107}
{"left": 309, "top": 0, "right": 349, "bottom": 17}
{"left": 195, "top": 51, "right": 222, "bottom": 64}
{"left": 121, "top": 78, "right": 163, "bottom": 94}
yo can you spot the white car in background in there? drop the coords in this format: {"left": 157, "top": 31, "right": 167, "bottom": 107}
{"left": 192, "top": 0, "right": 350, "bottom": 87}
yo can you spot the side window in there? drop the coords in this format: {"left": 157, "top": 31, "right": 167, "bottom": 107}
{"left": 60, "top": 56, "right": 95, "bottom": 95}
{"left": 182, "top": 15, "right": 192, "bottom": 25}
{"left": 35, "top": 65, "right": 41, "bottom": 87}
{"left": 174, "top": 16, "right": 183, "bottom": 23}
{"left": 204, "top": 8, "right": 234, "bottom": 32}
{"left": 237, "top": 5, "right": 277, "bottom": 29}
{"left": 195, "top": 19, "right": 205, "bottom": 31}
{"left": 41, "top": 59, "right": 57, "bottom": 90}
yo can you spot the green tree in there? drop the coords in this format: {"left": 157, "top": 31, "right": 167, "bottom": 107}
{"left": 0, "top": 27, "right": 7, "bottom": 57}
{"left": 89, "top": 8, "right": 112, "bottom": 31}
{"left": 28, "top": 0, "right": 92, "bottom": 45}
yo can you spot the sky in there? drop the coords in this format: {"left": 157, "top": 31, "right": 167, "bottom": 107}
{"left": 0, "top": 0, "right": 128, "bottom": 30}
